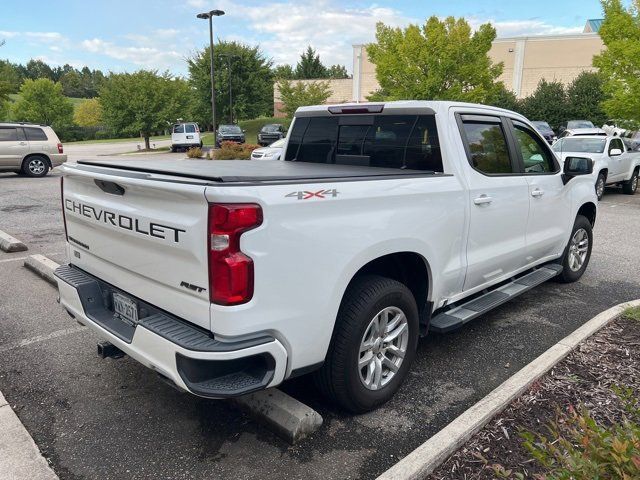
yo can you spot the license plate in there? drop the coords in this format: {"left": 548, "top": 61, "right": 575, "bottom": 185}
{"left": 113, "top": 292, "right": 139, "bottom": 325}
{"left": 186, "top": 135, "right": 194, "bottom": 139}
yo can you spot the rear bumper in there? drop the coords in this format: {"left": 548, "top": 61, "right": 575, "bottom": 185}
{"left": 54, "top": 264, "right": 287, "bottom": 397}
{"left": 50, "top": 154, "right": 67, "bottom": 167}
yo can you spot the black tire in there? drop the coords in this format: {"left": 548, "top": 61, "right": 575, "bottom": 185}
{"left": 556, "top": 215, "right": 593, "bottom": 283}
{"left": 314, "top": 275, "right": 419, "bottom": 413}
{"left": 622, "top": 169, "right": 638, "bottom": 195}
{"left": 595, "top": 173, "right": 606, "bottom": 201}
{"left": 170, "top": 145, "right": 176, "bottom": 153}
{"left": 22, "top": 156, "right": 50, "bottom": 177}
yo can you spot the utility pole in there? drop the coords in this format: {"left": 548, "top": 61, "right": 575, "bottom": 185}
{"left": 219, "top": 54, "right": 240, "bottom": 123}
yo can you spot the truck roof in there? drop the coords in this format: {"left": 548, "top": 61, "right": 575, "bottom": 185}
{"left": 75, "top": 159, "right": 436, "bottom": 184}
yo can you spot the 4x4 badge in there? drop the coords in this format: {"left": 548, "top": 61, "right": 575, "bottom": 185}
{"left": 285, "top": 189, "right": 339, "bottom": 200}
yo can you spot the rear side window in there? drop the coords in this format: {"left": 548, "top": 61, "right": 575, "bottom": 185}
{"left": 24, "top": 127, "right": 48, "bottom": 141}
{"left": 0, "top": 127, "right": 18, "bottom": 141}
{"left": 173, "top": 124, "right": 184, "bottom": 133}
{"left": 461, "top": 120, "right": 513, "bottom": 174}
{"left": 285, "top": 114, "right": 443, "bottom": 172}
{"left": 185, "top": 124, "right": 196, "bottom": 133}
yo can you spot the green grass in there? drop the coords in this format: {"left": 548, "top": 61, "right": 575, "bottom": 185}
{"left": 202, "top": 117, "right": 292, "bottom": 146}
{"left": 623, "top": 306, "right": 640, "bottom": 321}
{"left": 8, "top": 94, "right": 85, "bottom": 109}
{"left": 66, "top": 134, "right": 170, "bottom": 145}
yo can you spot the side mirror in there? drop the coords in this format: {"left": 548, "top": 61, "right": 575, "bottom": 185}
{"left": 609, "top": 148, "right": 623, "bottom": 156}
{"left": 562, "top": 156, "right": 593, "bottom": 184}
{"left": 242, "top": 129, "right": 246, "bottom": 133}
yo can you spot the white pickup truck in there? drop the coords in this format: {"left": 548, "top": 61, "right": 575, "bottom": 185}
{"left": 552, "top": 135, "right": 640, "bottom": 200}
{"left": 55, "top": 101, "right": 597, "bottom": 412}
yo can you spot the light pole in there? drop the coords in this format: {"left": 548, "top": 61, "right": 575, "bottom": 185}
{"left": 196, "top": 9, "right": 225, "bottom": 146}
{"left": 219, "top": 54, "right": 240, "bottom": 123}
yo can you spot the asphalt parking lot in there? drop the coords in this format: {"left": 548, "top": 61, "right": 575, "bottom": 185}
{"left": 1, "top": 163, "right": 639, "bottom": 480}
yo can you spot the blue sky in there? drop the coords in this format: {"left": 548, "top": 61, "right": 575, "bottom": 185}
{"left": 1, "top": 0, "right": 605, "bottom": 76}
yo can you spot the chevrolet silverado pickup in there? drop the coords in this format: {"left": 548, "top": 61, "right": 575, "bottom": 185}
{"left": 54, "top": 101, "right": 597, "bottom": 413}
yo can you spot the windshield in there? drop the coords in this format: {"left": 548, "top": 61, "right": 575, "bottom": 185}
{"left": 262, "top": 124, "right": 281, "bottom": 132}
{"left": 552, "top": 137, "right": 606, "bottom": 153}
{"left": 270, "top": 139, "right": 286, "bottom": 148}
{"left": 567, "top": 120, "right": 595, "bottom": 129}
{"left": 220, "top": 125, "right": 242, "bottom": 133}
{"left": 532, "top": 121, "right": 551, "bottom": 130}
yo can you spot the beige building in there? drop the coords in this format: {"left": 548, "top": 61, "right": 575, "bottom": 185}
{"left": 274, "top": 20, "right": 605, "bottom": 116}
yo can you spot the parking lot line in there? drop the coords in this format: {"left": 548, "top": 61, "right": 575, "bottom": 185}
{"left": 0, "top": 326, "right": 85, "bottom": 355}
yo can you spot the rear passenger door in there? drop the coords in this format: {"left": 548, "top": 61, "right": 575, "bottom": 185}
{"left": 507, "top": 120, "right": 570, "bottom": 261}
{"left": 457, "top": 114, "right": 530, "bottom": 291}
{"left": 0, "top": 126, "right": 28, "bottom": 169}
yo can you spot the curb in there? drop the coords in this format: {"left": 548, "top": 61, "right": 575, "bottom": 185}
{"left": 377, "top": 299, "right": 640, "bottom": 480}
{"left": 23, "top": 255, "right": 60, "bottom": 286}
{"left": 0, "top": 392, "right": 59, "bottom": 479}
{"left": 231, "top": 388, "right": 323, "bottom": 444}
{"left": 0, "top": 230, "right": 28, "bottom": 253}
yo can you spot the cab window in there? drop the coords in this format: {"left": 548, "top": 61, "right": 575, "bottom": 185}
{"left": 460, "top": 118, "right": 513, "bottom": 174}
{"left": 511, "top": 122, "right": 558, "bottom": 173}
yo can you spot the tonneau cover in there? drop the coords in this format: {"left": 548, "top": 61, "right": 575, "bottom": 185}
{"left": 76, "top": 158, "right": 432, "bottom": 183}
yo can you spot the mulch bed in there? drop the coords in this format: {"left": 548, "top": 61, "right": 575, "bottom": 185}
{"left": 427, "top": 313, "right": 640, "bottom": 479}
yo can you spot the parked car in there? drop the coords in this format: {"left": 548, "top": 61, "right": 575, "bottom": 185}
{"left": 602, "top": 120, "right": 627, "bottom": 137}
{"left": 558, "top": 120, "right": 595, "bottom": 134}
{"left": 531, "top": 121, "right": 556, "bottom": 144}
{"left": 0, "top": 122, "right": 66, "bottom": 177}
{"left": 557, "top": 127, "right": 607, "bottom": 139}
{"left": 55, "top": 101, "right": 597, "bottom": 413}
{"left": 251, "top": 138, "right": 285, "bottom": 160}
{"left": 553, "top": 135, "right": 640, "bottom": 200}
{"left": 170, "top": 122, "right": 202, "bottom": 152}
{"left": 257, "top": 124, "right": 286, "bottom": 146}
{"left": 216, "top": 124, "right": 245, "bottom": 147}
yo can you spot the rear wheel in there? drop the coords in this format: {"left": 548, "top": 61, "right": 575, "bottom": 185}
{"left": 22, "top": 156, "right": 49, "bottom": 177}
{"left": 622, "top": 169, "right": 638, "bottom": 195}
{"left": 595, "top": 173, "right": 606, "bottom": 201}
{"left": 314, "top": 275, "right": 419, "bottom": 413}
{"left": 557, "top": 215, "right": 593, "bottom": 283}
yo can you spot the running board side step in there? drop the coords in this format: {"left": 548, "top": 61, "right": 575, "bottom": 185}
{"left": 429, "top": 264, "right": 563, "bottom": 333}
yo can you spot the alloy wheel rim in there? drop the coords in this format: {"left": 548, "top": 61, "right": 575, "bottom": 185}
{"left": 358, "top": 306, "right": 409, "bottom": 391}
{"left": 596, "top": 178, "right": 604, "bottom": 198}
{"left": 568, "top": 228, "right": 589, "bottom": 272}
{"left": 29, "top": 159, "right": 45, "bottom": 174}
{"left": 632, "top": 175, "right": 638, "bottom": 192}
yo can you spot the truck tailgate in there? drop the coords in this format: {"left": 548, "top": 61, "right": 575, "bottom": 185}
{"left": 62, "top": 165, "right": 211, "bottom": 329}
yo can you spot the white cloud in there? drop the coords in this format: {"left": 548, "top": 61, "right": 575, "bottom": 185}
{"left": 0, "top": 30, "right": 66, "bottom": 43}
{"left": 470, "top": 18, "right": 583, "bottom": 37}
{"left": 81, "top": 37, "right": 184, "bottom": 69}
{"left": 186, "top": 0, "right": 207, "bottom": 7}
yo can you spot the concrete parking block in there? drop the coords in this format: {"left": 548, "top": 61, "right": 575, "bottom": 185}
{"left": 24, "top": 255, "right": 60, "bottom": 286}
{"left": 231, "top": 388, "right": 323, "bottom": 444}
{"left": 377, "top": 299, "right": 640, "bottom": 480}
{"left": 0, "top": 229, "right": 28, "bottom": 253}
{"left": 0, "top": 402, "right": 58, "bottom": 480}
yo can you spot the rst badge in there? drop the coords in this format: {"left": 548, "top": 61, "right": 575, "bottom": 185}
{"left": 285, "top": 189, "right": 339, "bottom": 200}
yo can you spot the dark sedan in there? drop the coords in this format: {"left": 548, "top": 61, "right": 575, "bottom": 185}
{"left": 531, "top": 121, "right": 556, "bottom": 144}
{"left": 216, "top": 124, "right": 245, "bottom": 147}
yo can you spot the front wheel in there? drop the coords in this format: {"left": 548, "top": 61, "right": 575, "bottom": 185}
{"left": 595, "top": 173, "right": 606, "bottom": 201}
{"left": 557, "top": 215, "right": 593, "bottom": 283}
{"left": 22, "top": 156, "right": 49, "bottom": 177}
{"left": 314, "top": 275, "right": 419, "bottom": 413}
{"left": 622, "top": 169, "right": 638, "bottom": 195}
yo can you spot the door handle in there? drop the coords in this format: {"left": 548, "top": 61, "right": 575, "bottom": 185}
{"left": 473, "top": 194, "right": 493, "bottom": 205}
{"left": 19, "top": 142, "right": 27, "bottom": 146}
{"left": 531, "top": 188, "right": 545, "bottom": 197}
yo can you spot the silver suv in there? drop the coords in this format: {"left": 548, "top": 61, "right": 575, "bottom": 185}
{"left": 0, "top": 123, "right": 67, "bottom": 177}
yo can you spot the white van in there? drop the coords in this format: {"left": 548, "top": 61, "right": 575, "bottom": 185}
{"left": 171, "top": 123, "right": 202, "bottom": 152}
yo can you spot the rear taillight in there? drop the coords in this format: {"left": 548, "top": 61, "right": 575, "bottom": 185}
{"left": 61, "top": 177, "right": 68, "bottom": 240}
{"left": 208, "top": 203, "right": 262, "bottom": 305}
{"left": 57, "top": 143, "right": 63, "bottom": 154}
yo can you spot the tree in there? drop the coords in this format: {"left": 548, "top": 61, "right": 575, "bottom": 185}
{"left": 74, "top": 98, "right": 102, "bottom": 127}
{"left": 273, "top": 64, "right": 295, "bottom": 80}
{"left": 326, "top": 64, "right": 349, "bottom": 79}
{"left": 295, "top": 46, "right": 327, "bottom": 79}
{"left": 593, "top": 0, "right": 640, "bottom": 125}
{"left": 519, "top": 79, "right": 567, "bottom": 130}
{"left": 24, "top": 59, "right": 55, "bottom": 81}
{"left": 366, "top": 16, "right": 503, "bottom": 103}
{"left": 188, "top": 41, "right": 273, "bottom": 128}
{"left": 60, "top": 71, "right": 84, "bottom": 97}
{"left": 0, "top": 60, "right": 24, "bottom": 93}
{"left": 100, "top": 70, "right": 189, "bottom": 149}
{"left": 566, "top": 71, "right": 608, "bottom": 126}
{"left": 490, "top": 83, "right": 521, "bottom": 112}
{"left": 12, "top": 78, "right": 73, "bottom": 128}
{"left": 277, "top": 80, "right": 331, "bottom": 118}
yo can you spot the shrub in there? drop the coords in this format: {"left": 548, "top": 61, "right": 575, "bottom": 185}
{"left": 186, "top": 147, "right": 203, "bottom": 158}
{"left": 214, "top": 141, "right": 259, "bottom": 160}
{"left": 521, "top": 387, "right": 640, "bottom": 479}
